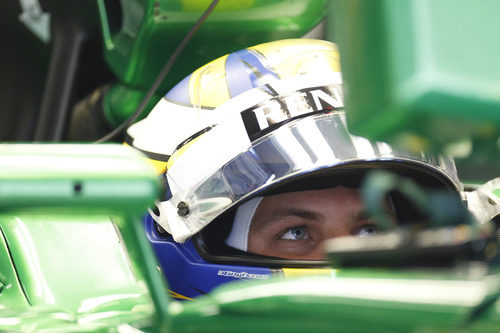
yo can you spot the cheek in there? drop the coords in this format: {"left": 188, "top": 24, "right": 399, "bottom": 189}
{"left": 247, "top": 229, "right": 273, "bottom": 254}
{"left": 247, "top": 227, "right": 297, "bottom": 257}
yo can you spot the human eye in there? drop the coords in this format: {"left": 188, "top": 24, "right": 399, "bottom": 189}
{"left": 279, "top": 226, "right": 309, "bottom": 240}
{"left": 355, "top": 224, "right": 379, "bottom": 238}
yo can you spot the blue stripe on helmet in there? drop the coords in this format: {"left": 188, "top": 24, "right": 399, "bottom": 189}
{"left": 165, "top": 74, "right": 192, "bottom": 105}
{"left": 225, "top": 49, "right": 279, "bottom": 98}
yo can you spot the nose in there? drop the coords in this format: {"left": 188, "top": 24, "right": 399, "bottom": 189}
{"left": 322, "top": 220, "right": 352, "bottom": 239}
{"left": 304, "top": 224, "right": 353, "bottom": 260}
{"left": 304, "top": 231, "right": 352, "bottom": 260}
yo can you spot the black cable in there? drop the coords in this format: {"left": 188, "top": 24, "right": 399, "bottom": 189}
{"left": 94, "top": 0, "right": 220, "bottom": 143}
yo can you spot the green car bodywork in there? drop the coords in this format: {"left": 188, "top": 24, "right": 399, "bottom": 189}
{"left": 1, "top": 0, "right": 500, "bottom": 331}
{"left": 0, "top": 145, "right": 162, "bottom": 331}
{"left": 97, "top": 0, "right": 328, "bottom": 126}
{"left": 329, "top": 0, "right": 500, "bottom": 181}
{"left": 1, "top": 144, "right": 499, "bottom": 332}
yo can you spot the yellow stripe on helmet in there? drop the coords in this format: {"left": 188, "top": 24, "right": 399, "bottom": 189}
{"left": 281, "top": 268, "right": 336, "bottom": 278}
{"left": 168, "top": 289, "right": 194, "bottom": 301}
{"left": 188, "top": 54, "right": 231, "bottom": 108}
{"left": 250, "top": 39, "right": 341, "bottom": 79}
{"left": 166, "top": 133, "right": 206, "bottom": 171}
{"left": 123, "top": 142, "right": 168, "bottom": 174}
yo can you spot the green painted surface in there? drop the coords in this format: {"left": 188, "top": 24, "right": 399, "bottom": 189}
{"left": 2, "top": 216, "right": 145, "bottom": 310}
{"left": 0, "top": 144, "right": 167, "bottom": 332}
{"left": 170, "top": 273, "right": 500, "bottom": 332}
{"left": 102, "top": 83, "right": 162, "bottom": 127}
{"left": 328, "top": 0, "right": 500, "bottom": 157}
{"left": 0, "top": 144, "right": 158, "bottom": 210}
{"left": 100, "top": 0, "right": 327, "bottom": 90}
{"left": 0, "top": 228, "right": 29, "bottom": 311}
{"left": 0, "top": 144, "right": 498, "bottom": 331}
{"left": 98, "top": 0, "right": 328, "bottom": 124}
{"left": 1, "top": 1, "right": 500, "bottom": 331}
{"left": 0, "top": 215, "right": 156, "bottom": 332}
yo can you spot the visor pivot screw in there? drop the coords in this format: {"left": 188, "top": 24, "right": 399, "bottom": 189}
{"left": 177, "top": 201, "right": 189, "bottom": 216}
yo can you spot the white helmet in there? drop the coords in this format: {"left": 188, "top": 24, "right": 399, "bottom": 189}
{"left": 127, "top": 39, "right": 462, "bottom": 249}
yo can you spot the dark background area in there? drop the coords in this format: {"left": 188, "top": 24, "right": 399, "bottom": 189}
{"left": 0, "top": 1, "right": 112, "bottom": 141}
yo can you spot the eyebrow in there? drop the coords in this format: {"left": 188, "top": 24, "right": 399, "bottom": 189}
{"left": 273, "top": 208, "right": 375, "bottom": 223}
{"left": 353, "top": 210, "right": 372, "bottom": 222}
{"left": 253, "top": 208, "right": 321, "bottom": 230}
{"left": 254, "top": 207, "right": 377, "bottom": 230}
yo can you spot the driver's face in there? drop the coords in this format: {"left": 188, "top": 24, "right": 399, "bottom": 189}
{"left": 247, "top": 186, "right": 394, "bottom": 260}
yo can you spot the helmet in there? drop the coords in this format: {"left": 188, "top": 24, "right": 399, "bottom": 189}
{"left": 127, "top": 39, "right": 463, "bottom": 300}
